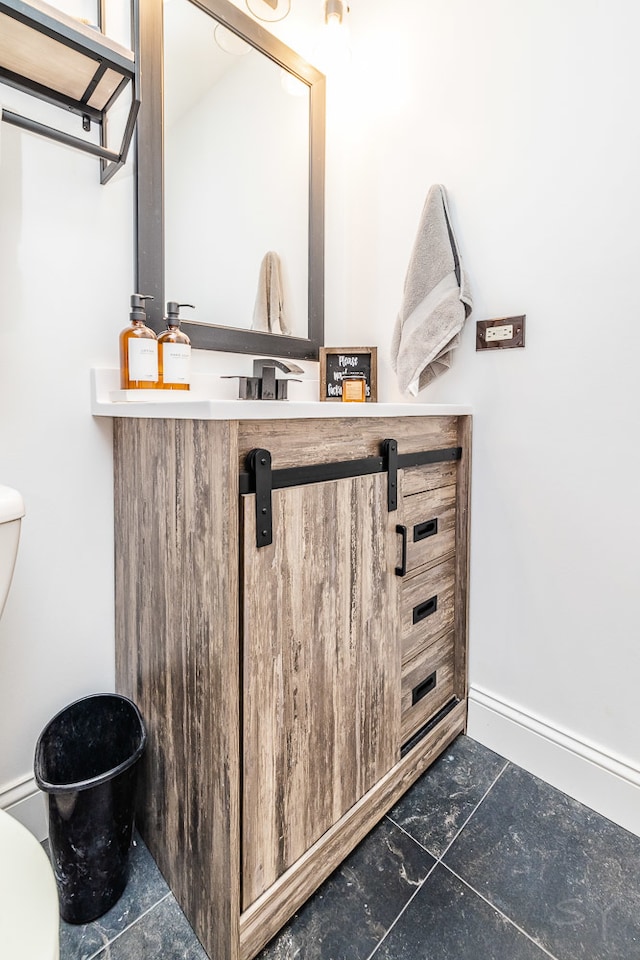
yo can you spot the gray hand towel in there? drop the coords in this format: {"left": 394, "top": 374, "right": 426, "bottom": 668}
{"left": 252, "top": 251, "right": 290, "bottom": 336}
{"left": 391, "top": 185, "right": 472, "bottom": 395}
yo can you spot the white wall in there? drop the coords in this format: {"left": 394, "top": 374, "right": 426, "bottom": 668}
{"left": 3, "top": 0, "right": 639, "bottom": 841}
{"left": 344, "top": 0, "right": 640, "bottom": 832}
{"left": 0, "top": 0, "right": 133, "bottom": 833}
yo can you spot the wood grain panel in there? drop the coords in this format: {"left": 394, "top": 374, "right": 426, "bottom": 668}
{"left": 0, "top": 13, "right": 99, "bottom": 100}
{"left": 400, "top": 630, "right": 455, "bottom": 742}
{"left": 454, "top": 416, "right": 472, "bottom": 704}
{"left": 237, "top": 416, "right": 458, "bottom": 470}
{"left": 87, "top": 68, "right": 123, "bottom": 110}
{"left": 239, "top": 700, "right": 466, "bottom": 960}
{"left": 241, "top": 473, "right": 400, "bottom": 908}
{"left": 401, "top": 558, "right": 456, "bottom": 663}
{"left": 400, "top": 484, "right": 456, "bottom": 573}
{"left": 401, "top": 461, "right": 457, "bottom": 497}
{"left": 114, "top": 418, "right": 241, "bottom": 960}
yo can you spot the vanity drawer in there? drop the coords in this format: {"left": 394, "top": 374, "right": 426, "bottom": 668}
{"left": 398, "top": 484, "right": 456, "bottom": 575}
{"left": 401, "top": 556, "right": 455, "bottom": 663}
{"left": 401, "top": 630, "right": 455, "bottom": 744}
{"left": 401, "top": 461, "right": 457, "bottom": 498}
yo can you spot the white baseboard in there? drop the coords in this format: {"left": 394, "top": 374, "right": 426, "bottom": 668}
{"left": 0, "top": 775, "right": 48, "bottom": 841}
{"left": 468, "top": 685, "right": 640, "bottom": 838}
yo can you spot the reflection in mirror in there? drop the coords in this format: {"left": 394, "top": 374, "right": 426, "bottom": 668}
{"left": 164, "top": 0, "right": 310, "bottom": 339}
{"left": 136, "top": 0, "right": 326, "bottom": 359}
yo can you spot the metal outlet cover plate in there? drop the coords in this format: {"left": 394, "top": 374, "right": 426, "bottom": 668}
{"left": 476, "top": 315, "right": 526, "bottom": 350}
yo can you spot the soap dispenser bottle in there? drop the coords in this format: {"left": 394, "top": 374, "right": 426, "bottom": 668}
{"left": 119, "top": 294, "right": 158, "bottom": 389}
{"left": 158, "top": 302, "right": 194, "bottom": 390}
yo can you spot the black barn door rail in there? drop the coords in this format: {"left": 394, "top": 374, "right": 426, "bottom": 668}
{"left": 241, "top": 440, "right": 462, "bottom": 549}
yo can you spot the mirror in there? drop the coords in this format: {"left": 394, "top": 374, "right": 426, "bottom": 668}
{"left": 136, "top": 0, "right": 325, "bottom": 359}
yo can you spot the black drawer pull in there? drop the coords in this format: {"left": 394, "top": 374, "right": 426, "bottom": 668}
{"left": 412, "top": 671, "right": 437, "bottom": 705}
{"left": 413, "top": 595, "right": 437, "bottom": 624}
{"left": 395, "top": 525, "right": 408, "bottom": 576}
{"left": 414, "top": 518, "right": 438, "bottom": 542}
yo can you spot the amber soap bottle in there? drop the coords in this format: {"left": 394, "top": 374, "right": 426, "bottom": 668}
{"left": 119, "top": 294, "right": 158, "bottom": 389}
{"left": 158, "top": 302, "right": 194, "bottom": 390}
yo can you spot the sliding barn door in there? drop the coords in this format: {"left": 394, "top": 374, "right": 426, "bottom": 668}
{"left": 241, "top": 472, "right": 400, "bottom": 908}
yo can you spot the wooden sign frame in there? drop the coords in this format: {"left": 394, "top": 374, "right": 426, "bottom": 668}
{"left": 319, "top": 347, "right": 378, "bottom": 402}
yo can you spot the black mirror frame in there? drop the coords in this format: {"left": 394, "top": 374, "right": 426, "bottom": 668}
{"left": 135, "top": 0, "right": 325, "bottom": 359}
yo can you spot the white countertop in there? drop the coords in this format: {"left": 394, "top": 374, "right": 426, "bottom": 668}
{"left": 91, "top": 369, "right": 472, "bottom": 420}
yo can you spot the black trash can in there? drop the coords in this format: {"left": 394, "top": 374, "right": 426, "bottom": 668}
{"left": 34, "top": 693, "right": 147, "bottom": 924}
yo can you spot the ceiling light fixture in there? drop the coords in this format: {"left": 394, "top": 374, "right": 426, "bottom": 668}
{"left": 324, "top": 0, "right": 347, "bottom": 27}
{"left": 315, "top": 0, "right": 351, "bottom": 72}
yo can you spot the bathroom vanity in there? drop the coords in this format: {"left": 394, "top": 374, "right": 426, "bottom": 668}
{"left": 103, "top": 388, "right": 471, "bottom": 960}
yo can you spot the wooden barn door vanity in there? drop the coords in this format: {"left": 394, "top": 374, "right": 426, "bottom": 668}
{"left": 112, "top": 407, "right": 471, "bottom": 960}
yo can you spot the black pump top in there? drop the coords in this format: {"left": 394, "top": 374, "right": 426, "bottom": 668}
{"left": 165, "top": 302, "right": 195, "bottom": 327}
{"left": 130, "top": 293, "right": 154, "bottom": 322}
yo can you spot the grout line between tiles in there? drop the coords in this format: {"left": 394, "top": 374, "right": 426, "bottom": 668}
{"left": 368, "top": 760, "right": 512, "bottom": 960}
{"left": 441, "top": 862, "right": 560, "bottom": 960}
{"left": 362, "top": 859, "right": 439, "bottom": 960}
{"left": 437, "top": 759, "right": 510, "bottom": 862}
{"left": 384, "top": 814, "right": 441, "bottom": 861}
{"left": 82, "top": 891, "right": 173, "bottom": 960}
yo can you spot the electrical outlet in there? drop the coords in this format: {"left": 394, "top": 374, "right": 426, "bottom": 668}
{"left": 476, "top": 316, "right": 526, "bottom": 351}
{"left": 486, "top": 323, "right": 513, "bottom": 342}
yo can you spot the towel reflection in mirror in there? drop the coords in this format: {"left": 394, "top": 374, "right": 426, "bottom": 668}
{"left": 252, "top": 251, "right": 291, "bottom": 335}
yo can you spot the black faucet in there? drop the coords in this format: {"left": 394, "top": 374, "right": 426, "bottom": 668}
{"left": 222, "top": 358, "right": 304, "bottom": 400}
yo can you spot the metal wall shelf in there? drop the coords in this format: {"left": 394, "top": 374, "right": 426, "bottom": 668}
{"left": 0, "top": 0, "right": 139, "bottom": 183}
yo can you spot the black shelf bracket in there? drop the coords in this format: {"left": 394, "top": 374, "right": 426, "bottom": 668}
{"left": 0, "top": 0, "right": 140, "bottom": 184}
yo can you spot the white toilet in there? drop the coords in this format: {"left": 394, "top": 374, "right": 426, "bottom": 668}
{"left": 0, "top": 486, "right": 60, "bottom": 960}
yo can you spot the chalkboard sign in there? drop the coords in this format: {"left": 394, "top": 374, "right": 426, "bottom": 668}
{"left": 319, "top": 347, "right": 378, "bottom": 402}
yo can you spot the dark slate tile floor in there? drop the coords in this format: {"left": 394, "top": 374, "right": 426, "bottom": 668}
{"left": 52, "top": 735, "right": 640, "bottom": 960}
